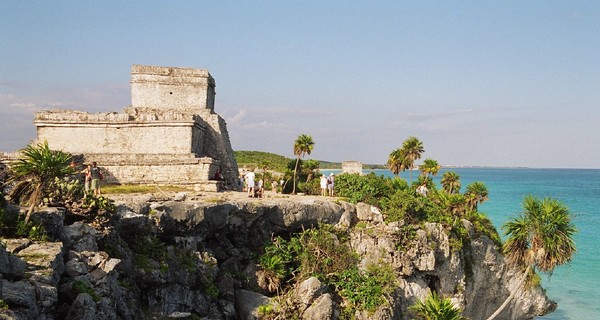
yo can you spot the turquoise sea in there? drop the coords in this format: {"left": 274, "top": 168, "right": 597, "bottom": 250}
{"left": 327, "top": 168, "right": 600, "bottom": 319}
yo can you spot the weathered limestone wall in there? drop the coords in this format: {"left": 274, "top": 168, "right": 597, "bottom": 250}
{"left": 342, "top": 161, "right": 363, "bottom": 174}
{"left": 82, "top": 153, "right": 218, "bottom": 191}
{"left": 131, "top": 65, "right": 216, "bottom": 114}
{"left": 35, "top": 110, "right": 206, "bottom": 155}
{"left": 36, "top": 122, "right": 200, "bottom": 155}
{"left": 199, "top": 111, "right": 239, "bottom": 186}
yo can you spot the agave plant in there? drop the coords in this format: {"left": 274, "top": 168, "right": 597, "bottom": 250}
{"left": 8, "top": 141, "right": 73, "bottom": 222}
{"left": 410, "top": 291, "right": 467, "bottom": 320}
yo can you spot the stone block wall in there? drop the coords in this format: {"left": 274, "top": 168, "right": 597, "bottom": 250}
{"left": 82, "top": 153, "right": 219, "bottom": 191}
{"left": 342, "top": 161, "right": 363, "bottom": 175}
{"left": 34, "top": 110, "right": 206, "bottom": 155}
{"left": 131, "top": 65, "right": 216, "bottom": 114}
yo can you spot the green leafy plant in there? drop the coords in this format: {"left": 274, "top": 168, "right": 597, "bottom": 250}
{"left": 44, "top": 176, "right": 85, "bottom": 206}
{"left": 203, "top": 282, "right": 219, "bottom": 299}
{"left": 331, "top": 262, "right": 396, "bottom": 312}
{"left": 16, "top": 220, "right": 48, "bottom": 241}
{"left": 72, "top": 279, "right": 101, "bottom": 302}
{"left": 82, "top": 194, "right": 116, "bottom": 213}
{"left": 409, "top": 291, "right": 467, "bottom": 320}
{"left": 334, "top": 172, "right": 395, "bottom": 206}
{"left": 258, "top": 225, "right": 395, "bottom": 315}
{"left": 7, "top": 141, "right": 74, "bottom": 222}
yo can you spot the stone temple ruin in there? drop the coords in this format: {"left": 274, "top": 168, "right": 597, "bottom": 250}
{"left": 32, "top": 64, "right": 239, "bottom": 191}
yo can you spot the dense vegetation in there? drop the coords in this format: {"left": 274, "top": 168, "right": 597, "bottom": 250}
{"left": 258, "top": 225, "right": 397, "bottom": 317}
{"left": 234, "top": 151, "right": 291, "bottom": 173}
{"left": 234, "top": 150, "right": 385, "bottom": 172}
{"left": 1, "top": 139, "right": 575, "bottom": 320}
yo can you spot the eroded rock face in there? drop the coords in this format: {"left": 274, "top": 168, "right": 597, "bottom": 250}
{"left": 0, "top": 197, "right": 555, "bottom": 320}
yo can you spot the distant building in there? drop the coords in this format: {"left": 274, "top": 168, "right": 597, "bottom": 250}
{"left": 342, "top": 161, "right": 363, "bottom": 175}
{"left": 32, "top": 64, "right": 239, "bottom": 191}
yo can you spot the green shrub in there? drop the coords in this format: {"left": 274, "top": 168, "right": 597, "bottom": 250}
{"left": 0, "top": 206, "right": 19, "bottom": 237}
{"left": 260, "top": 225, "right": 357, "bottom": 283}
{"left": 467, "top": 211, "right": 502, "bottom": 248}
{"left": 82, "top": 194, "right": 116, "bottom": 213}
{"left": 334, "top": 173, "right": 395, "bottom": 206}
{"left": 72, "top": 279, "right": 101, "bottom": 302}
{"left": 380, "top": 189, "right": 431, "bottom": 223}
{"left": 259, "top": 225, "right": 395, "bottom": 314}
{"left": 16, "top": 220, "right": 48, "bottom": 241}
{"left": 331, "top": 262, "right": 396, "bottom": 312}
{"left": 0, "top": 201, "right": 48, "bottom": 241}
{"left": 45, "top": 176, "right": 84, "bottom": 206}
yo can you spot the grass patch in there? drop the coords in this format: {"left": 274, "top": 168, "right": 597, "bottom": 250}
{"left": 73, "top": 280, "right": 101, "bottom": 302}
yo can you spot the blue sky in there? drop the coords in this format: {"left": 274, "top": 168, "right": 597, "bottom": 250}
{"left": 1, "top": 1, "right": 599, "bottom": 168}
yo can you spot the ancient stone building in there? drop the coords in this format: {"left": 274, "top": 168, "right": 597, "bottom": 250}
{"left": 33, "top": 64, "right": 239, "bottom": 191}
{"left": 342, "top": 161, "right": 363, "bottom": 175}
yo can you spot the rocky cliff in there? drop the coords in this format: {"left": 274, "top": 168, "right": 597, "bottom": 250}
{"left": 0, "top": 193, "right": 555, "bottom": 319}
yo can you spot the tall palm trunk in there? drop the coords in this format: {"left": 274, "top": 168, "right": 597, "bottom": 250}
{"left": 292, "top": 156, "right": 300, "bottom": 194}
{"left": 25, "top": 185, "right": 43, "bottom": 223}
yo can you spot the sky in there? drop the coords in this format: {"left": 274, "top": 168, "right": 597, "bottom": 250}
{"left": 1, "top": 1, "right": 599, "bottom": 169}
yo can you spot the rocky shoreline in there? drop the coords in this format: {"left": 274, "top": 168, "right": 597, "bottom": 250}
{"left": 0, "top": 191, "right": 555, "bottom": 319}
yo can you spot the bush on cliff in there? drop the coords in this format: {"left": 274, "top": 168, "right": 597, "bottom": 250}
{"left": 335, "top": 172, "right": 501, "bottom": 250}
{"left": 258, "top": 225, "right": 396, "bottom": 314}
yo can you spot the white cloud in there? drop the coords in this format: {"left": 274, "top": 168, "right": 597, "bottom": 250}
{"left": 223, "top": 108, "right": 247, "bottom": 125}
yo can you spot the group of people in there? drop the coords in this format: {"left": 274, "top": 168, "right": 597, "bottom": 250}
{"left": 243, "top": 170, "right": 264, "bottom": 198}
{"left": 70, "top": 161, "right": 103, "bottom": 196}
{"left": 320, "top": 173, "right": 335, "bottom": 197}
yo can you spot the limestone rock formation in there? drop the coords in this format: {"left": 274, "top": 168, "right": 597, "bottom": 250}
{"left": 0, "top": 195, "right": 555, "bottom": 319}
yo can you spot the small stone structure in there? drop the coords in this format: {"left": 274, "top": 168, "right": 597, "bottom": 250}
{"left": 342, "top": 161, "right": 363, "bottom": 175}
{"left": 32, "top": 65, "right": 239, "bottom": 191}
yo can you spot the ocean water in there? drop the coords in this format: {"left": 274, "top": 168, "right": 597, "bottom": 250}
{"left": 328, "top": 168, "right": 600, "bottom": 319}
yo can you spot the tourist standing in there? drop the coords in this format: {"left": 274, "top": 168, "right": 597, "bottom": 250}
{"left": 417, "top": 182, "right": 428, "bottom": 197}
{"left": 90, "top": 162, "right": 102, "bottom": 196}
{"left": 245, "top": 170, "right": 256, "bottom": 197}
{"left": 327, "top": 173, "right": 335, "bottom": 197}
{"left": 320, "top": 174, "right": 328, "bottom": 196}
{"left": 82, "top": 164, "right": 92, "bottom": 195}
{"left": 257, "top": 179, "right": 264, "bottom": 198}
{"left": 271, "top": 180, "right": 278, "bottom": 193}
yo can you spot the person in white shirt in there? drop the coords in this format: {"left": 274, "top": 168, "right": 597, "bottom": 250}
{"left": 245, "top": 170, "right": 256, "bottom": 197}
{"left": 417, "top": 182, "right": 429, "bottom": 197}
{"left": 320, "top": 174, "right": 328, "bottom": 196}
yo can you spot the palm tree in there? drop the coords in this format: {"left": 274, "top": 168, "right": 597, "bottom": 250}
{"left": 420, "top": 158, "right": 441, "bottom": 178}
{"left": 410, "top": 291, "right": 467, "bottom": 320}
{"left": 387, "top": 148, "right": 407, "bottom": 176}
{"left": 436, "top": 192, "right": 467, "bottom": 216}
{"left": 402, "top": 136, "right": 424, "bottom": 183}
{"left": 465, "top": 181, "right": 488, "bottom": 210}
{"left": 486, "top": 195, "right": 577, "bottom": 320}
{"left": 441, "top": 171, "right": 461, "bottom": 194}
{"left": 8, "top": 141, "right": 73, "bottom": 223}
{"left": 292, "top": 134, "right": 315, "bottom": 194}
{"left": 303, "top": 159, "right": 320, "bottom": 182}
